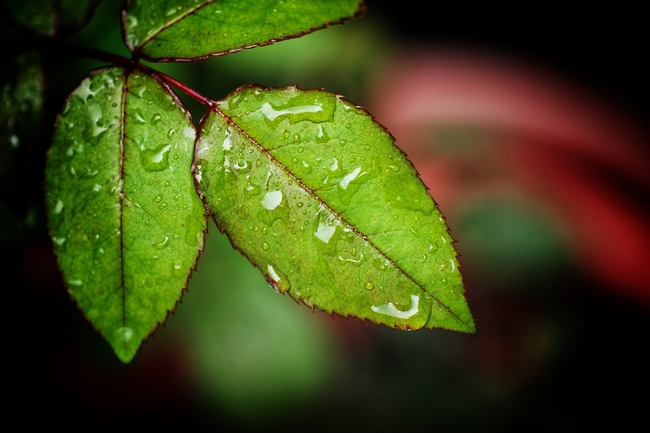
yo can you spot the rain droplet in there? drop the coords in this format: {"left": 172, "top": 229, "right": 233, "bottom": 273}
{"left": 154, "top": 195, "right": 162, "bottom": 203}
{"left": 141, "top": 144, "right": 172, "bottom": 171}
{"left": 152, "top": 235, "right": 170, "bottom": 249}
{"left": 364, "top": 281, "right": 374, "bottom": 290}
{"left": 262, "top": 190, "right": 282, "bottom": 210}
{"left": 262, "top": 242, "right": 270, "bottom": 250}
{"left": 116, "top": 327, "right": 133, "bottom": 342}
{"left": 53, "top": 200, "right": 64, "bottom": 214}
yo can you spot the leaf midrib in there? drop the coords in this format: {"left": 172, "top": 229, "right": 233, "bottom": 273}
{"left": 118, "top": 68, "right": 129, "bottom": 333}
{"left": 135, "top": 0, "right": 215, "bottom": 54}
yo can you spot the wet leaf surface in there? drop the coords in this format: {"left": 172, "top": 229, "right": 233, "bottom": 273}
{"left": 45, "top": 67, "right": 206, "bottom": 362}
{"left": 195, "top": 86, "right": 475, "bottom": 333}
{"left": 123, "top": 0, "right": 365, "bottom": 61}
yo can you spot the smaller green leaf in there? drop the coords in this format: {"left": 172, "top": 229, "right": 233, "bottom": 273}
{"left": 45, "top": 67, "right": 206, "bottom": 362}
{"left": 2, "top": 0, "right": 100, "bottom": 38}
{"left": 195, "top": 86, "right": 475, "bottom": 334}
{"left": 123, "top": 0, "right": 365, "bottom": 61}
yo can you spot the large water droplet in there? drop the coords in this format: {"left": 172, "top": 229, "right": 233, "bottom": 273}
{"left": 262, "top": 190, "right": 282, "bottom": 210}
{"left": 258, "top": 101, "right": 322, "bottom": 121}
{"left": 141, "top": 144, "right": 172, "bottom": 171}
{"left": 340, "top": 166, "right": 362, "bottom": 190}
{"left": 267, "top": 264, "right": 281, "bottom": 282}
{"left": 371, "top": 295, "right": 420, "bottom": 319}
{"left": 152, "top": 235, "right": 170, "bottom": 250}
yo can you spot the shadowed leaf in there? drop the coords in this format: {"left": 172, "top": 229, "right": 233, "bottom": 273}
{"left": 123, "top": 0, "right": 365, "bottom": 61}
{"left": 194, "top": 85, "right": 475, "bottom": 333}
{"left": 45, "top": 67, "right": 206, "bottom": 362}
{"left": 0, "top": 53, "right": 43, "bottom": 230}
{"left": 2, "top": 0, "right": 101, "bottom": 38}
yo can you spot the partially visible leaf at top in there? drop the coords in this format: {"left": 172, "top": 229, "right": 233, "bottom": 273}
{"left": 0, "top": 52, "right": 43, "bottom": 228}
{"left": 123, "top": 0, "right": 365, "bottom": 61}
{"left": 45, "top": 67, "right": 206, "bottom": 362}
{"left": 2, "top": 0, "right": 101, "bottom": 38}
{"left": 194, "top": 86, "right": 475, "bottom": 333}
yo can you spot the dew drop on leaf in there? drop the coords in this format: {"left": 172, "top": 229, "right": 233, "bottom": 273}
{"left": 141, "top": 144, "right": 171, "bottom": 171}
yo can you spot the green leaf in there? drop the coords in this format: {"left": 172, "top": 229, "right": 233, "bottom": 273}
{"left": 1, "top": 53, "right": 43, "bottom": 227}
{"left": 194, "top": 86, "right": 475, "bottom": 333}
{"left": 45, "top": 67, "right": 207, "bottom": 362}
{"left": 123, "top": 0, "right": 365, "bottom": 61}
{"left": 2, "top": 0, "right": 101, "bottom": 38}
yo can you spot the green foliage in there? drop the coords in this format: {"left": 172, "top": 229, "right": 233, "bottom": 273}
{"left": 124, "top": 0, "right": 364, "bottom": 60}
{"left": 2, "top": 0, "right": 475, "bottom": 362}
{"left": 196, "top": 86, "right": 473, "bottom": 332}
{"left": 45, "top": 68, "right": 206, "bottom": 362}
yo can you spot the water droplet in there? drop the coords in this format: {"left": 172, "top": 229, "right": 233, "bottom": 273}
{"left": 340, "top": 166, "right": 362, "bottom": 190}
{"left": 262, "top": 242, "right": 270, "bottom": 250}
{"left": 133, "top": 109, "right": 146, "bottom": 123}
{"left": 314, "top": 219, "right": 337, "bottom": 244}
{"left": 141, "top": 144, "right": 172, "bottom": 171}
{"left": 151, "top": 113, "right": 162, "bottom": 123}
{"left": 53, "top": 200, "right": 64, "bottom": 214}
{"left": 258, "top": 101, "right": 322, "bottom": 121}
{"left": 371, "top": 295, "right": 420, "bottom": 319}
{"left": 267, "top": 264, "right": 280, "bottom": 282}
{"left": 262, "top": 190, "right": 282, "bottom": 210}
{"left": 262, "top": 227, "right": 268, "bottom": 235}
{"left": 167, "top": 129, "right": 175, "bottom": 138}
{"left": 364, "top": 281, "right": 374, "bottom": 290}
{"left": 152, "top": 235, "right": 169, "bottom": 249}
{"left": 244, "top": 183, "right": 260, "bottom": 197}
{"left": 116, "top": 327, "right": 133, "bottom": 342}
{"left": 154, "top": 195, "right": 162, "bottom": 203}
{"left": 298, "top": 146, "right": 304, "bottom": 153}
{"left": 52, "top": 237, "right": 66, "bottom": 246}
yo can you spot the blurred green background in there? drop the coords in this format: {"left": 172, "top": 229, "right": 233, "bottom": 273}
{"left": 3, "top": 0, "right": 649, "bottom": 431}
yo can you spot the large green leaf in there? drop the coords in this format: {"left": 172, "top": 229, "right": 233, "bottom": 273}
{"left": 123, "top": 0, "right": 365, "bottom": 61}
{"left": 2, "top": 0, "right": 100, "bottom": 38}
{"left": 45, "top": 67, "right": 206, "bottom": 362}
{"left": 194, "top": 86, "right": 475, "bottom": 333}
